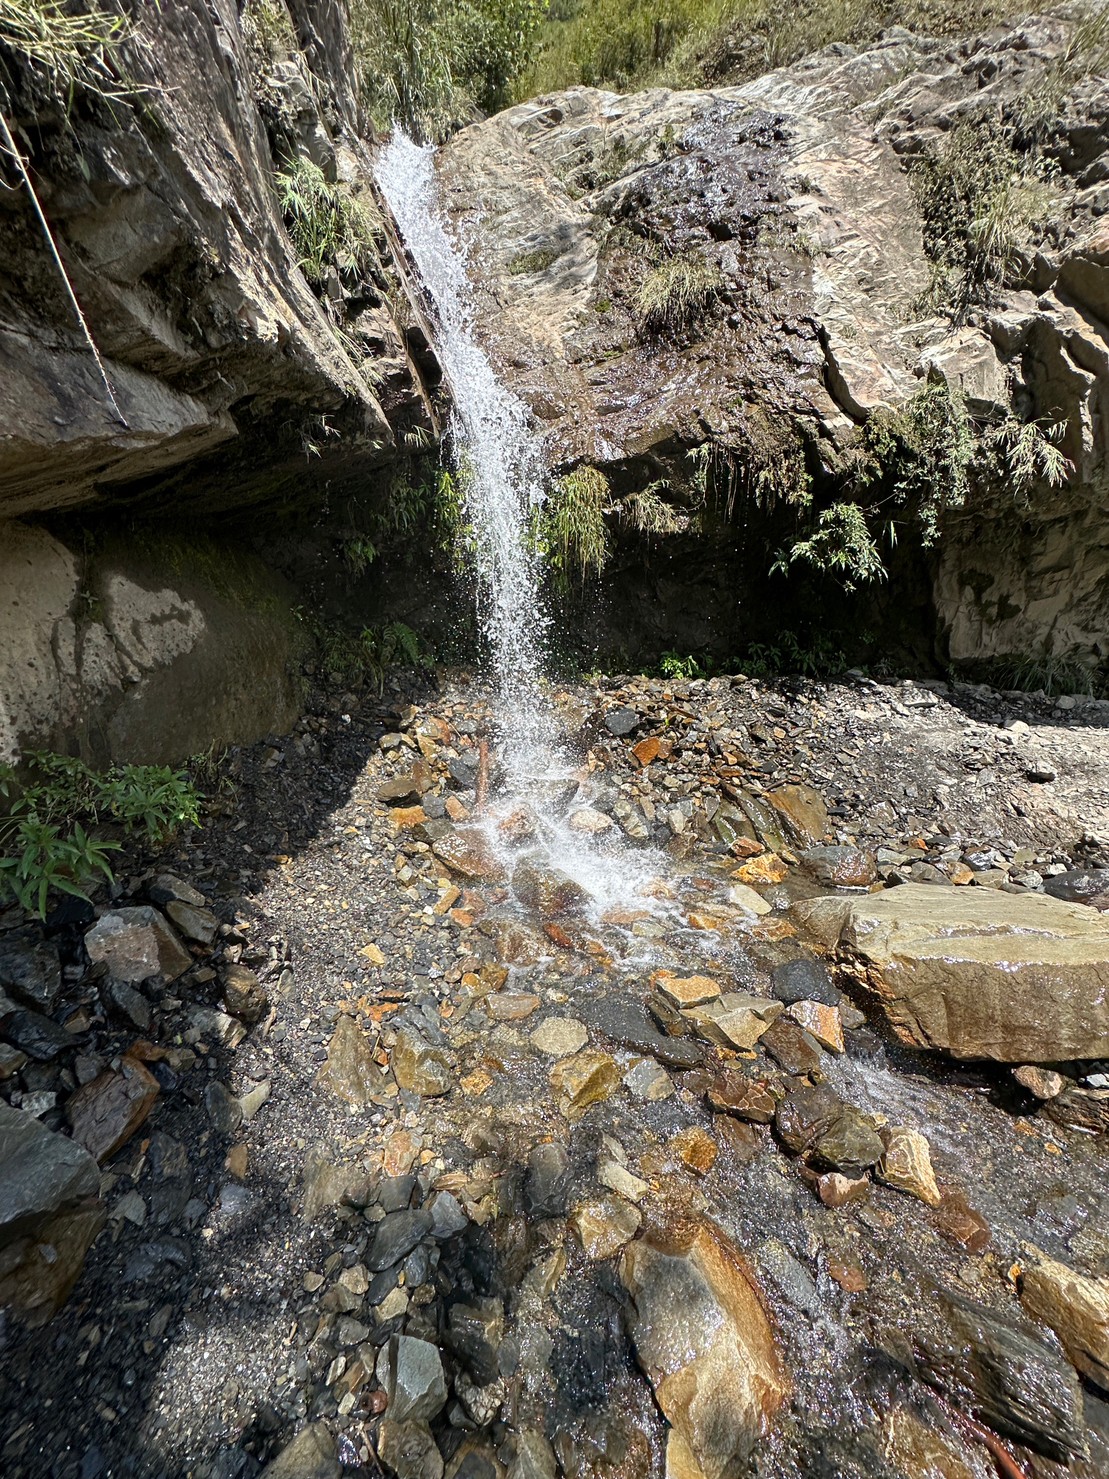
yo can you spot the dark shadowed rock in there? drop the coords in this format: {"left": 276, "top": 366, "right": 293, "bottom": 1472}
{"left": 67, "top": 1056, "right": 160, "bottom": 1162}
{"left": 0, "top": 931, "right": 62, "bottom": 1011}
{"left": 918, "top": 1291, "right": 1086, "bottom": 1463}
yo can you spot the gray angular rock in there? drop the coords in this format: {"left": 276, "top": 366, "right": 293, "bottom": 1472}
{"left": 368, "top": 1209, "right": 433, "bottom": 1272}
{"left": 260, "top": 1423, "right": 341, "bottom": 1479}
{"left": 85, "top": 906, "right": 192, "bottom": 984}
{"left": 0, "top": 1100, "right": 99, "bottom": 1243}
{"left": 379, "top": 1335, "right": 448, "bottom": 1425}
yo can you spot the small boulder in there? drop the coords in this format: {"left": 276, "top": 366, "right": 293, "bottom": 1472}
{"left": 876, "top": 1126, "right": 941, "bottom": 1206}
{"left": 259, "top": 1423, "right": 341, "bottom": 1479}
{"left": 84, "top": 907, "right": 191, "bottom": 983}
{"left": 222, "top": 964, "right": 268, "bottom": 1024}
{"left": 391, "top": 1027, "right": 452, "bottom": 1097}
{"left": 379, "top": 1335, "right": 448, "bottom": 1425}
{"left": 67, "top": 1056, "right": 160, "bottom": 1163}
{"left": 801, "top": 846, "right": 877, "bottom": 888}
{"left": 0, "top": 930, "right": 62, "bottom": 1011}
{"left": 317, "top": 1015, "right": 391, "bottom": 1105}
{"left": 549, "top": 1050, "right": 620, "bottom": 1120}
{"left": 512, "top": 859, "right": 590, "bottom": 918}
{"left": 165, "top": 900, "right": 219, "bottom": 945}
{"left": 432, "top": 828, "right": 507, "bottom": 883}
{"left": 1020, "top": 1251, "right": 1109, "bottom": 1393}
{"left": 570, "top": 1195, "right": 641, "bottom": 1259}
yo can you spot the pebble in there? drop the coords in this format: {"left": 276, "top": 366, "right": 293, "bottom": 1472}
{"left": 529, "top": 1017, "right": 589, "bottom": 1058}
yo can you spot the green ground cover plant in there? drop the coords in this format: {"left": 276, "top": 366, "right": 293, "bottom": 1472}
{"left": 0, "top": 753, "right": 201, "bottom": 919}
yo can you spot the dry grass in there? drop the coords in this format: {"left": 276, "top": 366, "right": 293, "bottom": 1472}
{"left": 0, "top": 0, "right": 127, "bottom": 95}
{"left": 633, "top": 253, "right": 724, "bottom": 335}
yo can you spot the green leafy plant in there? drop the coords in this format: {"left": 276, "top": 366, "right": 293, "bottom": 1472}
{"left": 738, "top": 629, "right": 847, "bottom": 679}
{"left": 537, "top": 465, "right": 611, "bottom": 583}
{"left": 658, "top": 651, "right": 709, "bottom": 679}
{"left": 988, "top": 416, "right": 1073, "bottom": 498}
{"left": 632, "top": 253, "right": 725, "bottom": 336}
{"left": 0, "top": 752, "right": 201, "bottom": 919}
{"left": 772, "top": 501, "right": 886, "bottom": 591}
{"left": 276, "top": 157, "right": 379, "bottom": 287}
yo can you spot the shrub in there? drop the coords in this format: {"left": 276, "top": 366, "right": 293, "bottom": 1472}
{"left": 772, "top": 501, "right": 886, "bottom": 591}
{"left": 633, "top": 254, "right": 724, "bottom": 335}
{"left": 275, "top": 157, "right": 379, "bottom": 286}
{"left": 988, "top": 416, "right": 1073, "bottom": 499}
{"left": 350, "top": 0, "right": 545, "bottom": 139}
{"left": 539, "top": 465, "right": 611, "bottom": 582}
{"left": 0, "top": 753, "right": 201, "bottom": 919}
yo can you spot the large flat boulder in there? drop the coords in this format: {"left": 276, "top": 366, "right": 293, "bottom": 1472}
{"left": 792, "top": 885, "right": 1109, "bottom": 1063}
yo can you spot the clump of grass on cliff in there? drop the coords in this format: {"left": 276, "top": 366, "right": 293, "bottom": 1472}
{"left": 910, "top": 119, "right": 1059, "bottom": 319}
{"left": 0, "top": 0, "right": 128, "bottom": 95}
{"left": 276, "top": 157, "right": 381, "bottom": 286}
{"left": 520, "top": 0, "right": 1034, "bottom": 96}
{"left": 633, "top": 254, "right": 725, "bottom": 335}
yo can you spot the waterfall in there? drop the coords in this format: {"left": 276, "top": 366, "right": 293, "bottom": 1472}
{"left": 374, "top": 132, "right": 554, "bottom": 783}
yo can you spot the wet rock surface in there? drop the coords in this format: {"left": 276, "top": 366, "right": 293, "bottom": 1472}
{"left": 1, "top": 667, "right": 1108, "bottom": 1477}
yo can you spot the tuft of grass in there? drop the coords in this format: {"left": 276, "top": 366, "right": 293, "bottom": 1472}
{"left": 275, "top": 157, "right": 380, "bottom": 286}
{"left": 0, "top": 0, "right": 127, "bottom": 95}
{"left": 633, "top": 253, "right": 724, "bottom": 336}
{"left": 615, "top": 483, "right": 689, "bottom": 536}
{"left": 910, "top": 120, "right": 1058, "bottom": 319}
{"left": 242, "top": 0, "right": 298, "bottom": 64}
{"left": 520, "top": 0, "right": 1035, "bottom": 98}
{"left": 1018, "top": 2, "right": 1109, "bottom": 136}
{"left": 508, "top": 246, "right": 560, "bottom": 275}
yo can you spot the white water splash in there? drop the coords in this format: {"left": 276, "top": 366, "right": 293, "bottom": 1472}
{"left": 374, "top": 132, "right": 554, "bottom": 782}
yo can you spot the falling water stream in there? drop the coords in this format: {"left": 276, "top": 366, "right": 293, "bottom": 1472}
{"left": 375, "top": 132, "right": 554, "bottom": 783}
{"left": 375, "top": 131, "right": 668, "bottom": 914}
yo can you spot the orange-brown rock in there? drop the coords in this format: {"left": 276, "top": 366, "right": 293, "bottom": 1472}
{"left": 732, "top": 853, "right": 788, "bottom": 886}
{"left": 621, "top": 1219, "right": 788, "bottom": 1475}
{"left": 67, "top": 1056, "right": 160, "bottom": 1163}
{"left": 673, "top": 1126, "right": 718, "bottom": 1174}
{"left": 767, "top": 785, "right": 829, "bottom": 847}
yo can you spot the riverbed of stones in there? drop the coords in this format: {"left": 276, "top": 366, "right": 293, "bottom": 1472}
{"left": 1, "top": 668, "right": 1108, "bottom": 1479}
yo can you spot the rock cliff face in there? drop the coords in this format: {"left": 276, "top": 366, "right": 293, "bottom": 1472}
{"left": 436, "top": 13, "right": 1108, "bottom": 670}
{"left": 0, "top": 0, "right": 426, "bottom": 519}
{"left": 0, "top": 0, "right": 428, "bottom": 762}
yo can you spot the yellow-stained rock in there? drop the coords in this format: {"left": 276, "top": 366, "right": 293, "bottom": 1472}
{"left": 620, "top": 1219, "right": 788, "bottom": 1476}
{"left": 550, "top": 1049, "right": 620, "bottom": 1120}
